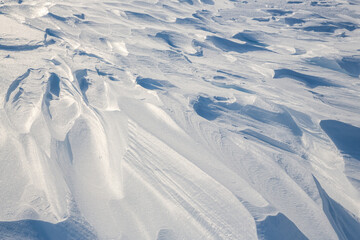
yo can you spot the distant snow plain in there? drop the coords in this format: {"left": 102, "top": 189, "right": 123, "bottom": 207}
{"left": 0, "top": 0, "right": 360, "bottom": 239}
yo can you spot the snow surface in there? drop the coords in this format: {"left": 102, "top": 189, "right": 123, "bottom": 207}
{"left": 0, "top": 0, "right": 360, "bottom": 239}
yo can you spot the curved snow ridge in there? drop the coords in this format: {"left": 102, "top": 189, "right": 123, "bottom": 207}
{"left": 122, "top": 120, "right": 257, "bottom": 239}
{"left": 4, "top": 68, "right": 44, "bottom": 133}
{"left": 0, "top": 115, "right": 69, "bottom": 223}
{"left": 185, "top": 120, "right": 338, "bottom": 240}
{"left": 43, "top": 72, "right": 81, "bottom": 141}
{"left": 1, "top": 0, "right": 360, "bottom": 239}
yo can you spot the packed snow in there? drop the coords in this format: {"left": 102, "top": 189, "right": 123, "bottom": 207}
{"left": 0, "top": 0, "right": 360, "bottom": 239}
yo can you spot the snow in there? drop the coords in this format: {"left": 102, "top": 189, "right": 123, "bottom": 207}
{"left": 0, "top": 0, "right": 360, "bottom": 239}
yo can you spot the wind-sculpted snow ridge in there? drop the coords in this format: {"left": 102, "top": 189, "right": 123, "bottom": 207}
{"left": 0, "top": 0, "right": 360, "bottom": 239}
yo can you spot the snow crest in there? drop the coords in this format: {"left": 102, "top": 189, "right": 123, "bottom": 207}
{"left": 1, "top": 0, "right": 360, "bottom": 239}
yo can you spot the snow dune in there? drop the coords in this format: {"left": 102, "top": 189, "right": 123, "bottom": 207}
{"left": 0, "top": 0, "right": 360, "bottom": 239}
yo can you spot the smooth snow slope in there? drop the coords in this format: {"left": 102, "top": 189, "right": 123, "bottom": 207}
{"left": 0, "top": 0, "right": 360, "bottom": 239}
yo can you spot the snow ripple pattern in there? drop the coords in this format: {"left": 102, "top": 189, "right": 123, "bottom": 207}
{"left": 0, "top": 0, "right": 360, "bottom": 239}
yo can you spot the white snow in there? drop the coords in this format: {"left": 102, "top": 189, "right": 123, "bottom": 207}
{"left": 0, "top": 0, "right": 360, "bottom": 239}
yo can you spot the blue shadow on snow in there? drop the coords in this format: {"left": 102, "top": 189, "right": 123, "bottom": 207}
{"left": 0, "top": 218, "right": 96, "bottom": 240}
{"left": 273, "top": 69, "right": 338, "bottom": 88}
{"left": 313, "top": 176, "right": 360, "bottom": 240}
{"left": 256, "top": 213, "right": 308, "bottom": 240}
{"left": 320, "top": 120, "right": 360, "bottom": 161}
{"left": 207, "top": 36, "right": 269, "bottom": 53}
{"left": 136, "top": 77, "right": 174, "bottom": 90}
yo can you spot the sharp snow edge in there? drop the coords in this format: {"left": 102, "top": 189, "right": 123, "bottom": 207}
{"left": 0, "top": 0, "right": 360, "bottom": 239}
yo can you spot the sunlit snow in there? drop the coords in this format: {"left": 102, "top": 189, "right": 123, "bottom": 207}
{"left": 0, "top": 0, "right": 360, "bottom": 239}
